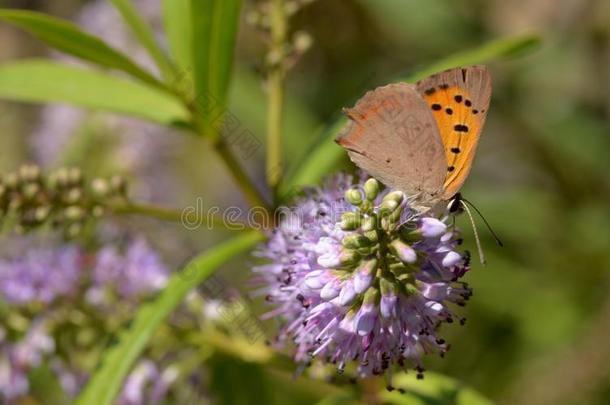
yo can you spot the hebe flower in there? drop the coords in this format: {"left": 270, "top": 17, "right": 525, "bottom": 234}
{"left": 253, "top": 174, "right": 472, "bottom": 382}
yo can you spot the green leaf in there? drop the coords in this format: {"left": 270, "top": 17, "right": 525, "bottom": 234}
{"left": 0, "top": 9, "right": 161, "bottom": 87}
{"left": 404, "top": 34, "right": 541, "bottom": 83}
{"left": 280, "top": 34, "right": 541, "bottom": 197}
{"left": 381, "top": 371, "right": 492, "bottom": 405}
{"left": 190, "top": 0, "right": 242, "bottom": 137}
{"left": 75, "top": 231, "right": 264, "bottom": 405}
{"left": 109, "top": 0, "right": 175, "bottom": 80}
{"left": 0, "top": 60, "right": 189, "bottom": 125}
{"left": 162, "top": 0, "right": 192, "bottom": 72}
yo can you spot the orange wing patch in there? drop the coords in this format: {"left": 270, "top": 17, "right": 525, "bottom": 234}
{"left": 421, "top": 85, "right": 485, "bottom": 197}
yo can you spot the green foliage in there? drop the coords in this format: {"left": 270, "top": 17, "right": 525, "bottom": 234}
{"left": 75, "top": 232, "right": 263, "bottom": 405}
{"left": 190, "top": 0, "right": 242, "bottom": 138}
{"left": 0, "top": 60, "right": 188, "bottom": 125}
{"left": 109, "top": 0, "right": 175, "bottom": 80}
{"left": 162, "top": 0, "right": 192, "bottom": 72}
{"left": 0, "top": 9, "right": 161, "bottom": 87}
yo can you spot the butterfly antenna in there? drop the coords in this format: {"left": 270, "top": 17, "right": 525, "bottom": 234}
{"left": 460, "top": 201, "right": 486, "bottom": 265}
{"left": 461, "top": 197, "right": 504, "bottom": 247}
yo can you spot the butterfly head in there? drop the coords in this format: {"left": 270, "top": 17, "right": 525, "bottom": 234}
{"left": 447, "top": 193, "right": 464, "bottom": 215}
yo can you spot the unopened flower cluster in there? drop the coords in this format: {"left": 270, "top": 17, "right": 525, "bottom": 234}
{"left": 254, "top": 174, "right": 471, "bottom": 380}
{"left": 0, "top": 164, "right": 127, "bottom": 238}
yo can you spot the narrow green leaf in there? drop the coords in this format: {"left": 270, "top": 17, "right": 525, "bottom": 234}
{"left": 404, "top": 34, "right": 541, "bottom": 82}
{"left": 75, "top": 231, "right": 264, "bottom": 405}
{"left": 0, "top": 9, "right": 161, "bottom": 87}
{"left": 162, "top": 0, "right": 192, "bottom": 72}
{"left": 0, "top": 60, "right": 189, "bottom": 125}
{"left": 280, "top": 34, "right": 541, "bottom": 197}
{"left": 109, "top": 0, "right": 175, "bottom": 80}
{"left": 191, "top": 0, "right": 242, "bottom": 138}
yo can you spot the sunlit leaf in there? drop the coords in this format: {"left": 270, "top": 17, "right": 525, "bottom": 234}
{"left": 190, "top": 0, "right": 242, "bottom": 138}
{"left": 0, "top": 60, "right": 189, "bottom": 125}
{"left": 162, "top": 0, "right": 192, "bottom": 73}
{"left": 0, "top": 9, "right": 161, "bottom": 87}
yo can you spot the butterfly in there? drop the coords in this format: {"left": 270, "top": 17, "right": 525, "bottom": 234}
{"left": 336, "top": 65, "right": 491, "bottom": 212}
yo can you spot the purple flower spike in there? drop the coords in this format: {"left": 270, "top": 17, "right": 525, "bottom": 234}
{"left": 252, "top": 174, "right": 471, "bottom": 380}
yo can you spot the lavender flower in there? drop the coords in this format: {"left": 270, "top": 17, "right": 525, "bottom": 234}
{"left": 0, "top": 240, "right": 80, "bottom": 305}
{"left": 253, "top": 175, "right": 472, "bottom": 382}
{"left": 118, "top": 360, "right": 178, "bottom": 405}
{"left": 87, "top": 237, "right": 169, "bottom": 304}
{"left": 0, "top": 234, "right": 171, "bottom": 401}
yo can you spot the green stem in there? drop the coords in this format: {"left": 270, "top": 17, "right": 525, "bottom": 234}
{"left": 213, "top": 138, "right": 271, "bottom": 211}
{"left": 266, "top": 0, "right": 287, "bottom": 195}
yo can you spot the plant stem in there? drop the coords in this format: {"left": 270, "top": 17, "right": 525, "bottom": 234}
{"left": 266, "top": 0, "right": 287, "bottom": 195}
{"left": 213, "top": 138, "right": 271, "bottom": 211}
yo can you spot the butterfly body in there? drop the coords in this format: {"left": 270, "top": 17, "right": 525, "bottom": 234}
{"left": 337, "top": 66, "right": 491, "bottom": 211}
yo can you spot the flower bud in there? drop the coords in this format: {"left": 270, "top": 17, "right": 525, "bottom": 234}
{"left": 418, "top": 218, "right": 447, "bottom": 238}
{"left": 390, "top": 239, "right": 417, "bottom": 264}
{"left": 363, "top": 178, "right": 380, "bottom": 201}
{"left": 342, "top": 234, "right": 372, "bottom": 249}
{"left": 293, "top": 31, "right": 312, "bottom": 53}
{"left": 344, "top": 188, "right": 363, "bottom": 206}
{"left": 91, "top": 178, "right": 110, "bottom": 197}
{"left": 339, "top": 212, "right": 361, "bottom": 230}
{"left": 64, "top": 206, "right": 84, "bottom": 221}
{"left": 361, "top": 216, "right": 376, "bottom": 231}
{"left": 354, "top": 259, "right": 377, "bottom": 293}
{"left": 442, "top": 251, "right": 462, "bottom": 267}
{"left": 379, "top": 191, "right": 403, "bottom": 215}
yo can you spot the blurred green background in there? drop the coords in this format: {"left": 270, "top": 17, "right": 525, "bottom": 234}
{"left": 1, "top": 0, "right": 610, "bottom": 404}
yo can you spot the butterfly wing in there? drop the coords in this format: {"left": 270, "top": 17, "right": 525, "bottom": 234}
{"left": 336, "top": 83, "right": 447, "bottom": 206}
{"left": 415, "top": 66, "right": 492, "bottom": 199}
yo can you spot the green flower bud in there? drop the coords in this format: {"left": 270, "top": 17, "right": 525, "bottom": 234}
{"left": 338, "top": 249, "right": 361, "bottom": 267}
{"left": 34, "top": 206, "right": 51, "bottom": 222}
{"left": 363, "top": 178, "right": 380, "bottom": 201}
{"left": 361, "top": 215, "right": 376, "bottom": 231}
{"left": 64, "top": 188, "right": 82, "bottom": 204}
{"left": 90, "top": 178, "right": 110, "bottom": 198}
{"left": 363, "top": 230, "right": 378, "bottom": 243}
{"left": 64, "top": 206, "right": 84, "bottom": 221}
{"left": 342, "top": 234, "right": 373, "bottom": 249}
{"left": 379, "top": 276, "right": 396, "bottom": 296}
{"left": 340, "top": 212, "right": 361, "bottom": 230}
{"left": 344, "top": 188, "right": 363, "bottom": 206}
{"left": 379, "top": 191, "right": 404, "bottom": 215}
{"left": 293, "top": 31, "right": 313, "bottom": 52}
